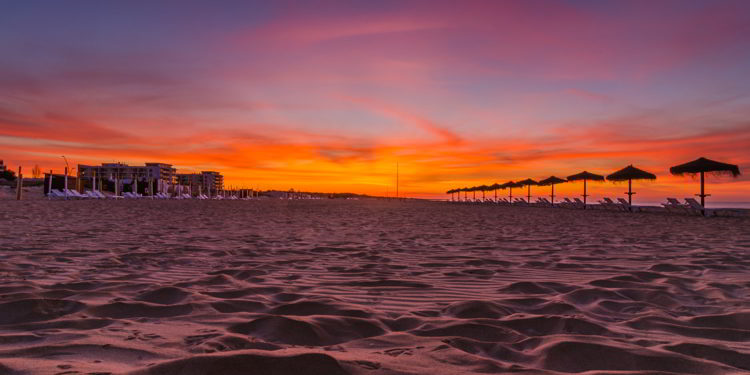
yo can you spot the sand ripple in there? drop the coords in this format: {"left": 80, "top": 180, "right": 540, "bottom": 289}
{"left": 0, "top": 200, "right": 748, "bottom": 374}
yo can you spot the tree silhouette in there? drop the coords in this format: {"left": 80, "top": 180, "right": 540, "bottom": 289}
{"left": 32, "top": 165, "right": 41, "bottom": 178}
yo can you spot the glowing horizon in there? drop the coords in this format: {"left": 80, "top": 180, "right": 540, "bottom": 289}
{"left": 2, "top": 1, "right": 749, "bottom": 201}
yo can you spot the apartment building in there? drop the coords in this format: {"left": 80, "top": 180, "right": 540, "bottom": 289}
{"left": 176, "top": 171, "right": 224, "bottom": 192}
{"left": 78, "top": 162, "right": 177, "bottom": 192}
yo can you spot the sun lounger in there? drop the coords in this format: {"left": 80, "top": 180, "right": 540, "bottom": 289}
{"left": 599, "top": 197, "right": 625, "bottom": 211}
{"left": 48, "top": 189, "right": 66, "bottom": 198}
{"left": 534, "top": 197, "right": 551, "bottom": 207}
{"left": 573, "top": 198, "right": 586, "bottom": 209}
{"left": 84, "top": 190, "right": 101, "bottom": 199}
{"left": 684, "top": 198, "right": 713, "bottom": 216}
{"left": 616, "top": 198, "right": 639, "bottom": 212}
{"left": 66, "top": 189, "right": 88, "bottom": 199}
{"left": 662, "top": 198, "right": 690, "bottom": 214}
{"left": 513, "top": 198, "right": 528, "bottom": 206}
{"left": 557, "top": 198, "right": 573, "bottom": 208}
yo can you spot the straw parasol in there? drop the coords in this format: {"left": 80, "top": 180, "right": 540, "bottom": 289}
{"left": 446, "top": 188, "right": 456, "bottom": 201}
{"left": 477, "top": 184, "right": 488, "bottom": 201}
{"left": 489, "top": 183, "right": 501, "bottom": 201}
{"left": 606, "top": 165, "right": 656, "bottom": 207}
{"left": 538, "top": 176, "right": 567, "bottom": 205}
{"left": 567, "top": 171, "right": 604, "bottom": 208}
{"left": 517, "top": 178, "right": 538, "bottom": 204}
{"left": 500, "top": 181, "right": 516, "bottom": 202}
{"left": 669, "top": 157, "right": 741, "bottom": 208}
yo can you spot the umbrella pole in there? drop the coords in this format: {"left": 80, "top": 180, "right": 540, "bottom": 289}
{"left": 494, "top": 189, "right": 497, "bottom": 202}
{"left": 583, "top": 179, "right": 587, "bottom": 209}
{"left": 551, "top": 184, "right": 554, "bottom": 205}
{"left": 628, "top": 178, "right": 633, "bottom": 212}
{"left": 509, "top": 187, "right": 512, "bottom": 203}
{"left": 527, "top": 185, "right": 531, "bottom": 204}
{"left": 700, "top": 171, "right": 705, "bottom": 207}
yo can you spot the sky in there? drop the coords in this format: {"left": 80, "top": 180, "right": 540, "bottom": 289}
{"left": 1, "top": 0, "right": 750, "bottom": 201}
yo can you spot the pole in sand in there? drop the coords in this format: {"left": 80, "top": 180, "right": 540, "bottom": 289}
{"left": 64, "top": 167, "right": 69, "bottom": 200}
{"left": 16, "top": 166, "right": 23, "bottom": 200}
{"left": 48, "top": 169, "right": 53, "bottom": 200}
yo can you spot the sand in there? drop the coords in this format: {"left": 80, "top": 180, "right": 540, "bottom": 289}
{"left": 0, "top": 199, "right": 748, "bottom": 375}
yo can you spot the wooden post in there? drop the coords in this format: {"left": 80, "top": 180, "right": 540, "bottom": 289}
{"left": 627, "top": 178, "right": 634, "bottom": 205}
{"left": 527, "top": 185, "right": 531, "bottom": 204}
{"left": 16, "top": 166, "right": 22, "bottom": 200}
{"left": 551, "top": 184, "right": 555, "bottom": 205}
{"left": 698, "top": 171, "right": 707, "bottom": 216}
{"left": 48, "top": 169, "right": 53, "bottom": 199}
{"left": 583, "top": 179, "right": 588, "bottom": 209}
{"left": 64, "top": 167, "right": 69, "bottom": 200}
{"left": 700, "top": 171, "right": 705, "bottom": 207}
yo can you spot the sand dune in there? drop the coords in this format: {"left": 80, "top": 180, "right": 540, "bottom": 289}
{"left": 0, "top": 199, "right": 748, "bottom": 374}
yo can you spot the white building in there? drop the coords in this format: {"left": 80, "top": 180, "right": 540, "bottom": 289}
{"left": 176, "top": 171, "right": 224, "bottom": 195}
{"left": 78, "top": 162, "right": 177, "bottom": 193}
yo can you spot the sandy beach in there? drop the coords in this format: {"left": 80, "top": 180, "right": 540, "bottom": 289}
{"left": 0, "top": 199, "right": 748, "bottom": 374}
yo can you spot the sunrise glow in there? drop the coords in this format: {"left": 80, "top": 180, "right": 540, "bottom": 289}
{"left": 2, "top": 1, "right": 749, "bottom": 200}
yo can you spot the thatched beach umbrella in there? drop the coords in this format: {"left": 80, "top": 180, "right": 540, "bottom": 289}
{"left": 669, "top": 157, "right": 741, "bottom": 208}
{"left": 606, "top": 165, "right": 656, "bottom": 207}
{"left": 567, "top": 171, "right": 605, "bottom": 208}
{"left": 500, "top": 181, "right": 515, "bottom": 202}
{"left": 517, "top": 178, "right": 538, "bottom": 203}
{"left": 446, "top": 188, "right": 456, "bottom": 201}
{"left": 489, "top": 183, "right": 501, "bottom": 201}
{"left": 479, "top": 185, "right": 489, "bottom": 201}
{"left": 538, "top": 176, "right": 567, "bottom": 205}
{"left": 461, "top": 186, "right": 469, "bottom": 201}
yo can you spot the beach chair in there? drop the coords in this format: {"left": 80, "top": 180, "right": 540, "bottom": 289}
{"left": 94, "top": 191, "right": 107, "bottom": 199}
{"left": 684, "top": 198, "right": 713, "bottom": 216}
{"left": 66, "top": 189, "right": 88, "bottom": 199}
{"left": 662, "top": 198, "right": 689, "bottom": 214}
{"left": 48, "top": 189, "right": 65, "bottom": 198}
{"left": 599, "top": 197, "right": 623, "bottom": 211}
{"left": 573, "top": 198, "right": 586, "bottom": 209}
{"left": 535, "top": 197, "right": 551, "bottom": 207}
{"left": 616, "top": 198, "right": 638, "bottom": 212}
{"left": 84, "top": 190, "right": 100, "bottom": 199}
